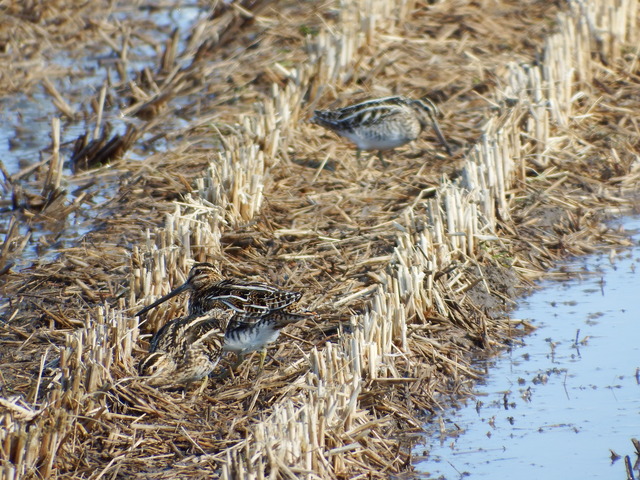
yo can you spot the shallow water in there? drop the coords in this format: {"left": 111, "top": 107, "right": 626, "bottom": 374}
{"left": 0, "top": 4, "right": 204, "bottom": 267}
{"left": 416, "top": 217, "right": 640, "bottom": 480}
{"left": 0, "top": 4, "right": 203, "bottom": 177}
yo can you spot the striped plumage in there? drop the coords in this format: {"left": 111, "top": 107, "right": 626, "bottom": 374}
{"left": 138, "top": 308, "right": 234, "bottom": 387}
{"left": 136, "top": 263, "right": 303, "bottom": 319}
{"left": 223, "top": 310, "right": 305, "bottom": 361}
{"left": 136, "top": 263, "right": 314, "bottom": 369}
{"left": 311, "top": 95, "right": 452, "bottom": 163}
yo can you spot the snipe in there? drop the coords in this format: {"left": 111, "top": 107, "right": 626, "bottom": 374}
{"left": 311, "top": 95, "right": 452, "bottom": 164}
{"left": 136, "top": 263, "right": 315, "bottom": 368}
{"left": 136, "top": 263, "right": 307, "bottom": 319}
{"left": 138, "top": 307, "right": 234, "bottom": 387}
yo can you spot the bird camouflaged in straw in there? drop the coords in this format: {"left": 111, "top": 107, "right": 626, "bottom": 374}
{"left": 311, "top": 95, "right": 453, "bottom": 165}
{"left": 138, "top": 307, "right": 234, "bottom": 387}
{"left": 136, "top": 262, "right": 315, "bottom": 374}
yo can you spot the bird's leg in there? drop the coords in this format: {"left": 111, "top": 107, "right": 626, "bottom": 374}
{"left": 259, "top": 349, "right": 284, "bottom": 371}
{"left": 377, "top": 150, "right": 389, "bottom": 167}
{"left": 356, "top": 148, "right": 363, "bottom": 164}
{"left": 231, "top": 353, "right": 245, "bottom": 371}
{"left": 258, "top": 349, "right": 268, "bottom": 371}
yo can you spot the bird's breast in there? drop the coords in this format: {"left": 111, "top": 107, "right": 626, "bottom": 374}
{"left": 345, "top": 125, "right": 418, "bottom": 150}
{"left": 223, "top": 322, "right": 281, "bottom": 354}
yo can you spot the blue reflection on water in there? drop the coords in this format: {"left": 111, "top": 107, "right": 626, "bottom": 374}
{"left": 0, "top": 4, "right": 204, "bottom": 177}
{"left": 417, "top": 217, "right": 640, "bottom": 480}
{"left": 0, "top": 4, "right": 205, "bottom": 267}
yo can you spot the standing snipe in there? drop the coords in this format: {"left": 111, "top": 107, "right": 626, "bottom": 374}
{"left": 136, "top": 262, "right": 314, "bottom": 368}
{"left": 136, "top": 263, "right": 306, "bottom": 318}
{"left": 222, "top": 310, "right": 309, "bottom": 369}
{"left": 311, "top": 95, "right": 452, "bottom": 164}
{"left": 138, "top": 307, "right": 234, "bottom": 387}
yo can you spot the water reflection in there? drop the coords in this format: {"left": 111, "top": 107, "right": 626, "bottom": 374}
{"left": 0, "top": 4, "right": 205, "bottom": 268}
{"left": 417, "top": 218, "right": 640, "bottom": 480}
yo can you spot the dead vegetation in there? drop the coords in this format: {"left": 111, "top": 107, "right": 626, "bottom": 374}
{"left": 1, "top": 0, "right": 640, "bottom": 478}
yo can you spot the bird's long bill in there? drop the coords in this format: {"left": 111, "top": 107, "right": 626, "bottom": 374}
{"left": 135, "top": 282, "right": 190, "bottom": 317}
{"left": 431, "top": 119, "right": 453, "bottom": 156}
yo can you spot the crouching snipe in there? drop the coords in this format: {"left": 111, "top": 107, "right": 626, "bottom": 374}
{"left": 136, "top": 263, "right": 316, "bottom": 381}
{"left": 138, "top": 308, "right": 233, "bottom": 387}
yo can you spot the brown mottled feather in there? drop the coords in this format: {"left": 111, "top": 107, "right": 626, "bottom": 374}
{"left": 138, "top": 308, "right": 233, "bottom": 387}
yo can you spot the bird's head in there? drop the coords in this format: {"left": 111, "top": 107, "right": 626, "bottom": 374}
{"left": 138, "top": 352, "right": 175, "bottom": 386}
{"left": 186, "top": 262, "right": 220, "bottom": 290}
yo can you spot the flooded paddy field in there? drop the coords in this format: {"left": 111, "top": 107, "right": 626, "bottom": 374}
{"left": 1, "top": 1, "right": 640, "bottom": 479}
{"left": 0, "top": 2, "right": 210, "bottom": 267}
{"left": 417, "top": 217, "right": 640, "bottom": 479}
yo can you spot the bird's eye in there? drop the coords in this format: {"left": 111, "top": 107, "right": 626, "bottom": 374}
{"left": 191, "top": 268, "right": 205, "bottom": 278}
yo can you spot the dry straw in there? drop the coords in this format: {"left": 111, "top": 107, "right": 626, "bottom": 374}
{"left": 214, "top": 0, "right": 638, "bottom": 476}
{"left": 1, "top": 0, "right": 638, "bottom": 478}
{"left": 124, "top": 0, "right": 638, "bottom": 476}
